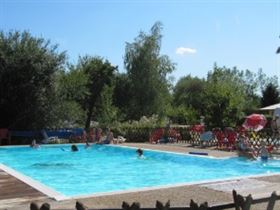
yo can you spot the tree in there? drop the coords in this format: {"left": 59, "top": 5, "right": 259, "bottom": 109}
{"left": 112, "top": 73, "right": 133, "bottom": 120}
{"left": 124, "top": 22, "right": 175, "bottom": 120}
{"left": 0, "top": 31, "right": 66, "bottom": 129}
{"left": 97, "top": 85, "right": 118, "bottom": 124}
{"left": 76, "top": 56, "right": 117, "bottom": 131}
{"left": 261, "top": 83, "right": 280, "bottom": 107}
{"left": 173, "top": 75, "right": 206, "bottom": 117}
{"left": 53, "top": 67, "right": 88, "bottom": 128}
{"left": 204, "top": 65, "right": 248, "bottom": 128}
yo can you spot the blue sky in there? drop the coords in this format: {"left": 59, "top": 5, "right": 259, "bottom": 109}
{"left": 1, "top": 0, "right": 280, "bottom": 82}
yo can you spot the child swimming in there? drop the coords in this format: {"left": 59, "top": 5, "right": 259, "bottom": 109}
{"left": 258, "top": 141, "right": 269, "bottom": 161}
{"left": 136, "top": 148, "right": 144, "bottom": 158}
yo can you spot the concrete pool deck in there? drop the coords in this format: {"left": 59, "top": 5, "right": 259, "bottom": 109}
{"left": 0, "top": 143, "right": 279, "bottom": 210}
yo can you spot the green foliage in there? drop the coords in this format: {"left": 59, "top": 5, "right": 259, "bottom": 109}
{"left": 204, "top": 65, "right": 248, "bottom": 127}
{"left": 96, "top": 85, "right": 118, "bottom": 125}
{"left": 261, "top": 83, "right": 280, "bottom": 107}
{"left": 51, "top": 100, "right": 86, "bottom": 128}
{"left": 2, "top": 29, "right": 279, "bottom": 137}
{"left": 56, "top": 67, "right": 89, "bottom": 102}
{"left": 124, "top": 22, "right": 175, "bottom": 120}
{"left": 76, "top": 56, "right": 117, "bottom": 130}
{"left": 167, "top": 106, "right": 198, "bottom": 125}
{"left": 110, "top": 115, "right": 164, "bottom": 142}
{"left": 52, "top": 68, "right": 88, "bottom": 127}
{"left": 112, "top": 73, "right": 132, "bottom": 120}
{"left": 0, "top": 31, "right": 66, "bottom": 129}
{"left": 173, "top": 75, "right": 206, "bottom": 116}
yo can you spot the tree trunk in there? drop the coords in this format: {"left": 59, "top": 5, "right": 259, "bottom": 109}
{"left": 85, "top": 105, "right": 94, "bottom": 131}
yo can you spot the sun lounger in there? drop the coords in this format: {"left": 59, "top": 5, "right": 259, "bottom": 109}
{"left": 113, "top": 136, "right": 126, "bottom": 144}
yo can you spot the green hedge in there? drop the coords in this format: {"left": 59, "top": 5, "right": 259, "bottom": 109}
{"left": 110, "top": 125, "right": 191, "bottom": 143}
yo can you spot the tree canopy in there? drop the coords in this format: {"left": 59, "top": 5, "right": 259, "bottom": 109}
{"left": 0, "top": 31, "right": 66, "bottom": 129}
{"left": 124, "top": 22, "right": 175, "bottom": 120}
{"left": 1, "top": 27, "right": 279, "bottom": 131}
{"left": 75, "top": 56, "right": 117, "bottom": 130}
{"left": 261, "top": 83, "right": 280, "bottom": 107}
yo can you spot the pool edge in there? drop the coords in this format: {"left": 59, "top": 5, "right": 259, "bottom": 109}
{"left": 69, "top": 172, "right": 280, "bottom": 200}
{"left": 0, "top": 163, "right": 67, "bottom": 201}
{"left": 108, "top": 144, "right": 235, "bottom": 159}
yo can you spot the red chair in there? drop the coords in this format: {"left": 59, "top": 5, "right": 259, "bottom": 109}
{"left": 149, "top": 128, "right": 164, "bottom": 144}
{"left": 168, "top": 128, "right": 181, "bottom": 143}
{"left": 225, "top": 129, "right": 237, "bottom": 150}
{"left": 213, "top": 128, "right": 226, "bottom": 149}
{"left": 191, "top": 124, "right": 205, "bottom": 133}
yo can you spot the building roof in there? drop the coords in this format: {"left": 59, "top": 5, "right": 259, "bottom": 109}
{"left": 260, "top": 103, "right": 280, "bottom": 110}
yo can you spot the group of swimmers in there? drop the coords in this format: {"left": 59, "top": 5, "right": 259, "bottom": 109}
{"left": 68, "top": 143, "right": 144, "bottom": 158}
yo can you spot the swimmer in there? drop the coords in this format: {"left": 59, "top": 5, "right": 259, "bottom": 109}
{"left": 136, "top": 148, "right": 143, "bottom": 157}
{"left": 85, "top": 140, "right": 91, "bottom": 148}
{"left": 71, "top": 144, "right": 79, "bottom": 152}
{"left": 258, "top": 141, "right": 269, "bottom": 161}
{"left": 30, "top": 140, "right": 40, "bottom": 149}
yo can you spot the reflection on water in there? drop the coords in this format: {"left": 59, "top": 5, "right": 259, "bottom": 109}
{"left": 31, "top": 163, "right": 74, "bottom": 168}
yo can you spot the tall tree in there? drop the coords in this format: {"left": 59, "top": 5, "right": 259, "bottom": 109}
{"left": 0, "top": 31, "right": 65, "bottom": 129}
{"left": 76, "top": 56, "right": 117, "bottom": 131}
{"left": 261, "top": 83, "right": 280, "bottom": 107}
{"left": 204, "top": 65, "right": 248, "bottom": 128}
{"left": 173, "top": 75, "right": 206, "bottom": 116}
{"left": 53, "top": 67, "right": 88, "bottom": 128}
{"left": 124, "top": 22, "right": 175, "bottom": 120}
{"left": 97, "top": 85, "right": 118, "bottom": 124}
{"left": 113, "top": 73, "right": 133, "bottom": 120}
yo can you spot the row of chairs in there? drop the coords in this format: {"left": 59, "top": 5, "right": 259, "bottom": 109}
{"left": 189, "top": 126, "right": 239, "bottom": 150}
{"left": 149, "top": 128, "right": 181, "bottom": 144}
{"left": 150, "top": 125, "right": 280, "bottom": 151}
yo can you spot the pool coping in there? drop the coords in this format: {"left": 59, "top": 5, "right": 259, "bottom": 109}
{"left": 0, "top": 144, "right": 280, "bottom": 201}
{"left": 109, "top": 144, "right": 234, "bottom": 159}
{"left": 70, "top": 172, "right": 280, "bottom": 200}
{"left": 0, "top": 163, "right": 67, "bottom": 201}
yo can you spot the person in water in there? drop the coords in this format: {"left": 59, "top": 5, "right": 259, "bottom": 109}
{"left": 236, "top": 135, "right": 257, "bottom": 160}
{"left": 258, "top": 141, "right": 269, "bottom": 161}
{"left": 136, "top": 148, "right": 143, "bottom": 157}
{"left": 30, "top": 139, "right": 40, "bottom": 149}
{"left": 71, "top": 144, "right": 79, "bottom": 152}
{"left": 85, "top": 139, "right": 91, "bottom": 148}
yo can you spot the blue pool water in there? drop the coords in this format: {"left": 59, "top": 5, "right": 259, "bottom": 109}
{"left": 0, "top": 144, "right": 279, "bottom": 197}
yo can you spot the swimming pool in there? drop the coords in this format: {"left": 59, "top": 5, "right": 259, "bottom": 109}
{"left": 0, "top": 144, "right": 279, "bottom": 198}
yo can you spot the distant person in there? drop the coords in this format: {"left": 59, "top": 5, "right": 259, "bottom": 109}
{"left": 95, "top": 128, "right": 102, "bottom": 143}
{"left": 238, "top": 135, "right": 251, "bottom": 151}
{"left": 136, "top": 148, "right": 143, "bottom": 157}
{"left": 85, "top": 140, "right": 91, "bottom": 148}
{"left": 71, "top": 144, "right": 79, "bottom": 152}
{"left": 258, "top": 141, "right": 269, "bottom": 161}
{"left": 99, "top": 128, "right": 113, "bottom": 144}
{"left": 237, "top": 135, "right": 256, "bottom": 160}
{"left": 30, "top": 139, "right": 40, "bottom": 149}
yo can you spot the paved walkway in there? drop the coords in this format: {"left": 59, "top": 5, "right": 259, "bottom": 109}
{"left": 0, "top": 169, "right": 47, "bottom": 209}
{"left": 122, "top": 143, "right": 237, "bottom": 158}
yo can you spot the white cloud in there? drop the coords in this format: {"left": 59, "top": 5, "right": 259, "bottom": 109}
{"left": 176, "top": 47, "right": 197, "bottom": 55}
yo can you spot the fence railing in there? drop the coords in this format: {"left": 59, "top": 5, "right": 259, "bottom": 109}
{"left": 185, "top": 127, "right": 280, "bottom": 150}
{"left": 30, "top": 190, "right": 280, "bottom": 210}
